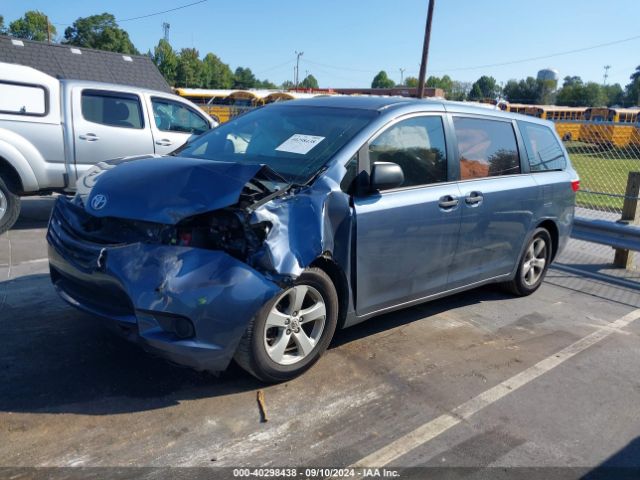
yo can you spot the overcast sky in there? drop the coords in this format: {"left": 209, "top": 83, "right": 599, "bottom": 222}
{"left": 3, "top": 0, "right": 639, "bottom": 88}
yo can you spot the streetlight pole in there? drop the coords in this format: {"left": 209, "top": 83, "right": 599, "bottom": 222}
{"left": 295, "top": 51, "right": 304, "bottom": 89}
{"left": 399, "top": 68, "right": 406, "bottom": 86}
{"left": 417, "top": 0, "right": 436, "bottom": 98}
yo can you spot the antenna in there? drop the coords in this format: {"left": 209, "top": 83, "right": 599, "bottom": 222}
{"left": 162, "top": 22, "right": 170, "bottom": 42}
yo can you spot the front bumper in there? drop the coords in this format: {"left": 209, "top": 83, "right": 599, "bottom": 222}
{"left": 47, "top": 199, "right": 281, "bottom": 372}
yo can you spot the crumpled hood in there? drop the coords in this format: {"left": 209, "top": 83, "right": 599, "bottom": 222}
{"left": 81, "top": 156, "right": 265, "bottom": 224}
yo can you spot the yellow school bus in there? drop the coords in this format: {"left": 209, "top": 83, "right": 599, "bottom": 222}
{"left": 581, "top": 108, "right": 640, "bottom": 147}
{"left": 506, "top": 104, "right": 587, "bottom": 141}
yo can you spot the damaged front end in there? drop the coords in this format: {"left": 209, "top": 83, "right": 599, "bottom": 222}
{"left": 47, "top": 158, "right": 313, "bottom": 371}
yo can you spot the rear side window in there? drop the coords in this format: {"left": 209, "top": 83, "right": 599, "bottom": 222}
{"left": 369, "top": 116, "right": 447, "bottom": 189}
{"left": 453, "top": 117, "right": 520, "bottom": 180}
{"left": 518, "top": 122, "right": 566, "bottom": 171}
{"left": 0, "top": 81, "right": 47, "bottom": 116}
{"left": 81, "top": 90, "right": 144, "bottom": 129}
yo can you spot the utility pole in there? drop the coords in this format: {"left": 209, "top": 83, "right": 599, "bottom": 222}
{"left": 295, "top": 51, "right": 304, "bottom": 89}
{"left": 603, "top": 65, "right": 611, "bottom": 86}
{"left": 417, "top": 0, "right": 436, "bottom": 98}
{"left": 399, "top": 68, "right": 406, "bottom": 86}
{"left": 46, "top": 15, "right": 51, "bottom": 44}
{"left": 162, "top": 22, "right": 171, "bottom": 42}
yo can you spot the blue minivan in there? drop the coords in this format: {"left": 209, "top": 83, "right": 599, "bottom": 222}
{"left": 47, "top": 96, "right": 578, "bottom": 382}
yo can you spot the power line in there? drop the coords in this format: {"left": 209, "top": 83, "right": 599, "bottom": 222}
{"left": 306, "top": 34, "right": 640, "bottom": 77}
{"left": 52, "top": 0, "right": 207, "bottom": 26}
{"left": 118, "top": 0, "right": 207, "bottom": 22}
{"left": 429, "top": 34, "right": 640, "bottom": 73}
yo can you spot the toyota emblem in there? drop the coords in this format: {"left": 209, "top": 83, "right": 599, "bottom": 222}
{"left": 91, "top": 194, "right": 108, "bottom": 210}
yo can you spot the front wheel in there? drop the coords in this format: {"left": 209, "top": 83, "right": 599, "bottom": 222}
{"left": 0, "top": 176, "right": 20, "bottom": 235}
{"left": 234, "top": 268, "right": 338, "bottom": 382}
{"left": 503, "top": 228, "right": 552, "bottom": 296}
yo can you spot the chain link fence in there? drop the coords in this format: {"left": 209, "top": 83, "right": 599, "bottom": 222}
{"left": 561, "top": 122, "right": 640, "bottom": 219}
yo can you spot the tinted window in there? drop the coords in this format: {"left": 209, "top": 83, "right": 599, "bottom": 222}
{"left": 453, "top": 117, "right": 520, "bottom": 180}
{"left": 369, "top": 116, "right": 447, "bottom": 189}
{"left": 81, "top": 91, "right": 143, "bottom": 129}
{"left": 152, "top": 98, "right": 209, "bottom": 135}
{"left": 177, "top": 105, "right": 376, "bottom": 184}
{"left": 0, "top": 82, "right": 46, "bottom": 115}
{"left": 519, "top": 122, "right": 566, "bottom": 171}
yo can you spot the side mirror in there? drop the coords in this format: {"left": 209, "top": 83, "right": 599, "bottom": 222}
{"left": 370, "top": 161, "right": 404, "bottom": 191}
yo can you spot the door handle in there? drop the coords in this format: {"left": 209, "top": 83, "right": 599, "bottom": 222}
{"left": 465, "top": 191, "right": 484, "bottom": 205}
{"left": 155, "top": 139, "right": 173, "bottom": 147}
{"left": 79, "top": 133, "right": 99, "bottom": 141}
{"left": 438, "top": 195, "right": 459, "bottom": 209}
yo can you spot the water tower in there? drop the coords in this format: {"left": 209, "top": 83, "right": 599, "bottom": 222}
{"left": 537, "top": 68, "right": 559, "bottom": 82}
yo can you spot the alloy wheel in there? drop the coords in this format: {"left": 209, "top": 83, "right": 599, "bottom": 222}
{"left": 263, "top": 285, "right": 327, "bottom": 366}
{"left": 522, "top": 237, "right": 547, "bottom": 286}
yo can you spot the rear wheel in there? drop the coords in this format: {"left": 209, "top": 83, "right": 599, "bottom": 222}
{"left": 0, "top": 176, "right": 20, "bottom": 235}
{"left": 503, "top": 228, "right": 552, "bottom": 296}
{"left": 234, "top": 268, "right": 338, "bottom": 382}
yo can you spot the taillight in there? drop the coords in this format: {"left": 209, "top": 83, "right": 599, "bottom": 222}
{"left": 571, "top": 180, "right": 580, "bottom": 192}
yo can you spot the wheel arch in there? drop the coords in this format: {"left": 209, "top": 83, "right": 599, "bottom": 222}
{"left": 536, "top": 219, "right": 559, "bottom": 261}
{"left": 309, "top": 254, "right": 350, "bottom": 330}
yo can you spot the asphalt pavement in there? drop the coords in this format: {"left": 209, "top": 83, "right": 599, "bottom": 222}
{"left": 1, "top": 197, "right": 639, "bottom": 479}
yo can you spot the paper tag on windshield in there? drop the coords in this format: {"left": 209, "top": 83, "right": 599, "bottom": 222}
{"left": 275, "top": 134, "right": 325, "bottom": 155}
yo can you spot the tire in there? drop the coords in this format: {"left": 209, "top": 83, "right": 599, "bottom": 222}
{"left": 234, "top": 268, "right": 339, "bottom": 383}
{"left": 503, "top": 228, "right": 552, "bottom": 297}
{"left": 0, "top": 176, "right": 20, "bottom": 235}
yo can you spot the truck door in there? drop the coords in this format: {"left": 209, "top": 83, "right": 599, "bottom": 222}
{"left": 145, "top": 95, "right": 212, "bottom": 155}
{"left": 72, "top": 88, "right": 154, "bottom": 176}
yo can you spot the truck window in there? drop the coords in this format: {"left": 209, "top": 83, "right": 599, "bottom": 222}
{"left": 0, "top": 81, "right": 47, "bottom": 116}
{"left": 151, "top": 98, "right": 209, "bottom": 135}
{"left": 518, "top": 122, "right": 566, "bottom": 172}
{"left": 453, "top": 117, "right": 520, "bottom": 180}
{"left": 81, "top": 90, "right": 144, "bottom": 129}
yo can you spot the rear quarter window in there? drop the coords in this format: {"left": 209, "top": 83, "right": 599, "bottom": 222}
{"left": 518, "top": 121, "right": 566, "bottom": 171}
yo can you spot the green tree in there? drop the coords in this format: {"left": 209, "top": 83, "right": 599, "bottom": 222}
{"left": 405, "top": 76, "right": 419, "bottom": 88}
{"left": 255, "top": 78, "right": 277, "bottom": 89}
{"left": 281, "top": 80, "right": 295, "bottom": 90}
{"left": 562, "top": 76, "right": 583, "bottom": 88}
{"left": 426, "top": 75, "right": 454, "bottom": 97}
{"left": 0, "top": 15, "right": 6, "bottom": 35}
{"left": 604, "top": 83, "right": 624, "bottom": 107}
{"left": 175, "top": 48, "right": 203, "bottom": 87}
{"left": 556, "top": 80, "right": 606, "bottom": 107}
{"left": 449, "top": 81, "right": 470, "bottom": 101}
{"left": 371, "top": 70, "right": 395, "bottom": 88}
{"left": 503, "top": 77, "right": 544, "bottom": 104}
{"left": 152, "top": 39, "right": 178, "bottom": 86}
{"left": 233, "top": 67, "right": 257, "bottom": 88}
{"left": 63, "top": 13, "right": 138, "bottom": 54}
{"left": 625, "top": 66, "right": 640, "bottom": 106}
{"left": 9, "top": 10, "right": 56, "bottom": 42}
{"left": 300, "top": 74, "right": 319, "bottom": 89}
{"left": 468, "top": 75, "right": 499, "bottom": 100}
{"left": 202, "top": 53, "right": 233, "bottom": 89}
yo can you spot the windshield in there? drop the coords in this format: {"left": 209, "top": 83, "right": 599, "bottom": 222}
{"left": 176, "top": 104, "right": 376, "bottom": 184}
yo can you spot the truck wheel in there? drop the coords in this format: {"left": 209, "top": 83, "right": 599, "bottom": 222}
{"left": 0, "top": 176, "right": 21, "bottom": 235}
{"left": 234, "top": 268, "right": 338, "bottom": 383}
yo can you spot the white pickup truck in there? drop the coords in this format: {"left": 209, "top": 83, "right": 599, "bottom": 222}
{"left": 0, "top": 62, "right": 217, "bottom": 233}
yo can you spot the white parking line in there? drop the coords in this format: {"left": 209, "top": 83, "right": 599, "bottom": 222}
{"left": 350, "top": 308, "right": 640, "bottom": 467}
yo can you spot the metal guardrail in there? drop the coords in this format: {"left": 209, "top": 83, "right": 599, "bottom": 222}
{"left": 572, "top": 217, "right": 640, "bottom": 252}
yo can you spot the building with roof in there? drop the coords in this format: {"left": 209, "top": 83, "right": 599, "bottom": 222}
{"left": 0, "top": 35, "right": 170, "bottom": 92}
